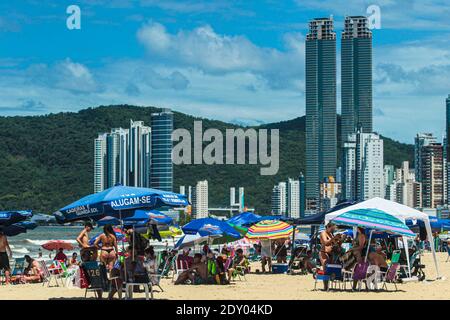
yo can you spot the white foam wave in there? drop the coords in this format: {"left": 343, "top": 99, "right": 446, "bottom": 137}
{"left": 13, "top": 247, "right": 29, "bottom": 254}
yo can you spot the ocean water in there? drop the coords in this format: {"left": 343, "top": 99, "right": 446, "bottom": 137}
{"left": 8, "top": 226, "right": 83, "bottom": 260}
{"left": 7, "top": 225, "right": 179, "bottom": 260}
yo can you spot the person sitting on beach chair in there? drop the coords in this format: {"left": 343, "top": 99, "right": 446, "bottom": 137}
{"left": 22, "top": 255, "right": 43, "bottom": 283}
{"left": 174, "top": 253, "right": 210, "bottom": 285}
{"left": 227, "top": 248, "right": 248, "bottom": 281}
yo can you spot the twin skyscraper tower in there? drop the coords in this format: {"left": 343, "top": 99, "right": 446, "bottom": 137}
{"left": 305, "top": 16, "right": 373, "bottom": 211}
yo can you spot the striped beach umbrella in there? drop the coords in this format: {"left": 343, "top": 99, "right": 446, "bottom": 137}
{"left": 246, "top": 220, "right": 293, "bottom": 240}
{"left": 330, "top": 208, "right": 415, "bottom": 237}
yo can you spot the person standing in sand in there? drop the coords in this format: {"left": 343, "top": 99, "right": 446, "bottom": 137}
{"left": 76, "top": 222, "right": 97, "bottom": 262}
{"left": 319, "top": 223, "right": 336, "bottom": 270}
{"left": 0, "top": 231, "right": 12, "bottom": 284}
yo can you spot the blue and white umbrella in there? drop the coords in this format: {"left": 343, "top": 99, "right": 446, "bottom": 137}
{"left": 0, "top": 211, "right": 33, "bottom": 226}
{"left": 54, "top": 184, "right": 189, "bottom": 223}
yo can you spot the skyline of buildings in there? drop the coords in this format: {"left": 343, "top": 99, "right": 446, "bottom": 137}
{"left": 91, "top": 14, "right": 450, "bottom": 217}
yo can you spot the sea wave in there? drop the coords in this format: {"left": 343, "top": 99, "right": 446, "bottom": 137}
{"left": 12, "top": 247, "right": 30, "bottom": 254}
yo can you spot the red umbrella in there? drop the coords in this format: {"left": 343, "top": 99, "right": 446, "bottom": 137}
{"left": 41, "top": 240, "right": 74, "bottom": 251}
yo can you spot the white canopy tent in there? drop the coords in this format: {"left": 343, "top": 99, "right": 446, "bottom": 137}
{"left": 324, "top": 197, "right": 441, "bottom": 279}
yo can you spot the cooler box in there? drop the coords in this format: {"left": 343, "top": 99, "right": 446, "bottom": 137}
{"left": 272, "top": 263, "right": 289, "bottom": 274}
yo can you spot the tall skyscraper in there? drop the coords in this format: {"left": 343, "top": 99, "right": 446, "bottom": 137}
{"left": 414, "top": 133, "right": 437, "bottom": 183}
{"left": 341, "top": 16, "right": 373, "bottom": 144}
{"left": 421, "top": 143, "right": 444, "bottom": 208}
{"left": 305, "top": 17, "right": 337, "bottom": 211}
{"left": 320, "top": 176, "right": 342, "bottom": 211}
{"left": 151, "top": 109, "right": 173, "bottom": 192}
{"left": 192, "top": 180, "right": 209, "bottom": 219}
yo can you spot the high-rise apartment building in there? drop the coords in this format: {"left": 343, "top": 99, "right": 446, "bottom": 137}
{"left": 192, "top": 180, "right": 209, "bottom": 219}
{"left": 341, "top": 16, "right": 373, "bottom": 145}
{"left": 343, "top": 131, "right": 384, "bottom": 201}
{"left": 287, "top": 178, "right": 301, "bottom": 218}
{"left": 421, "top": 143, "right": 444, "bottom": 208}
{"left": 94, "top": 134, "right": 107, "bottom": 193}
{"left": 320, "top": 176, "right": 342, "bottom": 211}
{"left": 151, "top": 109, "right": 173, "bottom": 192}
{"left": 129, "top": 120, "right": 151, "bottom": 188}
{"left": 271, "top": 182, "right": 287, "bottom": 216}
{"left": 415, "top": 133, "right": 437, "bottom": 183}
{"left": 305, "top": 17, "right": 337, "bottom": 211}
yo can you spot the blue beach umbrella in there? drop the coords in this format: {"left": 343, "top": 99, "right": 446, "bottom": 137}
{"left": 123, "top": 210, "right": 173, "bottom": 225}
{"left": 182, "top": 218, "right": 241, "bottom": 244}
{"left": 0, "top": 221, "right": 37, "bottom": 237}
{"left": 54, "top": 184, "right": 189, "bottom": 223}
{"left": 0, "top": 211, "right": 33, "bottom": 227}
{"left": 228, "top": 212, "right": 262, "bottom": 227}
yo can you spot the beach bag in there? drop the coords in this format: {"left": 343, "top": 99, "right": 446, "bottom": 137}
{"left": 339, "top": 251, "right": 356, "bottom": 271}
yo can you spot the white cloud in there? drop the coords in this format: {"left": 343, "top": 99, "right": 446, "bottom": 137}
{"left": 137, "top": 22, "right": 305, "bottom": 90}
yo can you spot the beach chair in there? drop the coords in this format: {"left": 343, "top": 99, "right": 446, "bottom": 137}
{"left": 81, "top": 261, "right": 108, "bottom": 299}
{"left": 172, "top": 256, "right": 189, "bottom": 283}
{"left": 390, "top": 250, "right": 401, "bottom": 264}
{"left": 342, "top": 261, "right": 369, "bottom": 291}
{"left": 10, "top": 258, "right": 26, "bottom": 284}
{"left": 39, "top": 260, "right": 62, "bottom": 287}
{"left": 59, "top": 262, "right": 77, "bottom": 287}
{"left": 379, "top": 263, "right": 399, "bottom": 292}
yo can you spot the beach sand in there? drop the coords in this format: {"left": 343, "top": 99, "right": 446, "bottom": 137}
{"left": 0, "top": 252, "right": 448, "bottom": 300}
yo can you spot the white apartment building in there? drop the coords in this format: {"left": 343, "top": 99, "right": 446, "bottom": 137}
{"left": 192, "top": 180, "right": 209, "bottom": 219}
{"left": 271, "top": 182, "right": 287, "bottom": 215}
{"left": 287, "top": 178, "right": 300, "bottom": 218}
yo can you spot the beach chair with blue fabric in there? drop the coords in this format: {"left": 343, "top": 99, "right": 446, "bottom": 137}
{"left": 10, "top": 257, "right": 26, "bottom": 284}
{"left": 81, "top": 261, "right": 108, "bottom": 299}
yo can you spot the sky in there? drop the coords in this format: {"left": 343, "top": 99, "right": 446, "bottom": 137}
{"left": 1, "top": 0, "right": 450, "bottom": 143}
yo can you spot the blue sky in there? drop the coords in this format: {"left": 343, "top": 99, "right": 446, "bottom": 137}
{"left": 1, "top": 0, "right": 450, "bottom": 143}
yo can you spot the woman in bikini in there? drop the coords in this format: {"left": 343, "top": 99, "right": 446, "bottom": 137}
{"left": 94, "top": 224, "right": 118, "bottom": 272}
{"left": 319, "top": 223, "right": 336, "bottom": 270}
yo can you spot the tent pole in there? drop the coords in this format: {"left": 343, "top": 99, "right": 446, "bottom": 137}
{"left": 365, "top": 230, "right": 374, "bottom": 262}
{"left": 402, "top": 236, "right": 411, "bottom": 278}
{"left": 424, "top": 219, "right": 441, "bottom": 279}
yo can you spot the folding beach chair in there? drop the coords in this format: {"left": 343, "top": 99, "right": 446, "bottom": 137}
{"left": 343, "top": 261, "right": 369, "bottom": 291}
{"left": 380, "top": 263, "right": 399, "bottom": 292}
{"left": 10, "top": 258, "right": 26, "bottom": 284}
{"left": 81, "top": 261, "right": 108, "bottom": 299}
{"left": 39, "top": 260, "right": 62, "bottom": 287}
{"left": 172, "top": 255, "right": 189, "bottom": 283}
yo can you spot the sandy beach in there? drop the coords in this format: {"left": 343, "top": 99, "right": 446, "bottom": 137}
{"left": 0, "top": 252, "right": 448, "bottom": 300}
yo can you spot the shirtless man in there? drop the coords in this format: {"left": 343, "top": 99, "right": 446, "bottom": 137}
{"left": 319, "top": 223, "right": 336, "bottom": 270}
{"left": 76, "top": 222, "right": 97, "bottom": 262}
{"left": 175, "top": 253, "right": 208, "bottom": 285}
{"left": 0, "top": 232, "right": 12, "bottom": 284}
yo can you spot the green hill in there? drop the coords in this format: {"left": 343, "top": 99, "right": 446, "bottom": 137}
{"left": 0, "top": 105, "right": 413, "bottom": 214}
